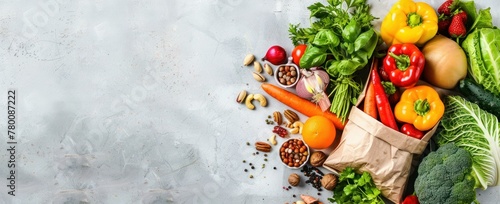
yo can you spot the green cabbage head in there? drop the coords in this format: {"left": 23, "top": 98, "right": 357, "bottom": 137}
{"left": 462, "top": 28, "right": 500, "bottom": 96}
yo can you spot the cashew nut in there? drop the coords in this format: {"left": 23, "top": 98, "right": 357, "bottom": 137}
{"left": 269, "top": 134, "right": 277, "bottom": 146}
{"left": 245, "top": 94, "right": 255, "bottom": 110}
{"left": 290, "top": 121, "right": 304, "bottom": 134}
{"left": 295, "top": 201, "right": 306, "bottom": 204}
{"left": 253, "top": 94, "right": 267, "bottom": 107}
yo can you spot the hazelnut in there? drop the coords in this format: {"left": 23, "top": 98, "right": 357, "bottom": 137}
{"left": 321, "top": 173, "right": 338, "bottom": 190}
{"left": 288, "top": 173, "right": 300, "bottom": 186}
{"left": 309, "top": 151, "right": 327, "bottom": 167}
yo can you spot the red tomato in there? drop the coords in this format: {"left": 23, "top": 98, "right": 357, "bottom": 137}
{"left": 292, "top": 44, "right": 307, "bottom": 66}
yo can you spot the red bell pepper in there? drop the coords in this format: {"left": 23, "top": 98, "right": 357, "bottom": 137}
{"left": 400, "top": 123, "right": 424, "bottom": 139}
{"left": 371, "top": 65, "right": 399, "bottom": 131}
{"left": 383, "top": 43, "right": 425, "bottom": 88}
{"left": 402, "top": 194, "right": 419, "bottom": 204}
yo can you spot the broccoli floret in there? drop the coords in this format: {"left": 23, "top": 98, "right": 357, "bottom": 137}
{"left": 414, "top": 143, "right": 478, "bottom": 204}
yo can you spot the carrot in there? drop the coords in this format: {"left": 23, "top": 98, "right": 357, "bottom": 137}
{"left": 261, "top": 83, "right": 346, "bottom": 130}
{"left": 363, "top": 82, "right": 378, "bottom": 119}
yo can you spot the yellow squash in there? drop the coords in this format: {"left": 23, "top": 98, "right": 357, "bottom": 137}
{"left": 381, "top": 0, "right": 438, "bottom": 47}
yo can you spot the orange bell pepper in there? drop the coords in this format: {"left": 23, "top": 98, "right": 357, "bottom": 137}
{"left": 394, "top": 85, "right": 444, "bottom": 131}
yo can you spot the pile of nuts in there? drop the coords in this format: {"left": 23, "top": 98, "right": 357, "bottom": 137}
{"left": 277, "top": 65, "right": 298, "bottom": 86}
{"left": 280, "top": 139, "right": 309, "bottom": 168}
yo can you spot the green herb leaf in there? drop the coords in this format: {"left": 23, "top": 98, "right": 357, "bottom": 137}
{"left": 299, "top": 45, "right": 327, "bottom": 69}
{"left": 332, "top": 167, "right": 384, "bottom": 203}
{"left": 313, "top": 29, "right": 340, "bottom": 47}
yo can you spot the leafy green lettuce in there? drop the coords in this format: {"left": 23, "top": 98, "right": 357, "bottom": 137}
{"left": 436, "top": 95, "right": 500, "bottom": 189}
{"left": 462, "top": 28, "right": 500, "bottom": 96}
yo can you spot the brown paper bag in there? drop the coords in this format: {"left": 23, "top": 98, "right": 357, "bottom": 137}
{"left": 322, "top": 59, "right": 438, "bottom": 203}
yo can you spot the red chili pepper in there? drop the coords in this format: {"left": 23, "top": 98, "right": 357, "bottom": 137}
{"left": 400, "top": 123, "right": 424, "bottom": 139}
{"left": 383, "top": 43, "right": 425, "bottom": 88}
{"left": 371, "top": 65, "right": 399, "bottom": 131}
{"left": 402, "top": 194, "right": 420, "bottom": 204}
{"left": 381, "top": 81, "right": 401, "bottom": 106}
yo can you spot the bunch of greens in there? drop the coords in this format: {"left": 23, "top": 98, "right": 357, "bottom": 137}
{"left": 328, "top": 167, "right": 384, "bottom": 204}
{"left": 435, "top": 95, "right": 500, "bottom": 189}
{"left": 289, "top": 0, "right": 379, "bottom": 122}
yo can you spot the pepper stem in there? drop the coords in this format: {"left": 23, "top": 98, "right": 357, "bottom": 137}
{"left": 407, "top": 12, "right": 422, "bottom": 28}
{"left": 414, "top": 99, "right": 430, "bottom": 116}
{"left": 388, "top": 52, "right": 410, "bottom": 71}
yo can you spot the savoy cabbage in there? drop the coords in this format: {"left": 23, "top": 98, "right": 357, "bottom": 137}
{"left": 436, "top": 95, "right": 500, "bottom": 189}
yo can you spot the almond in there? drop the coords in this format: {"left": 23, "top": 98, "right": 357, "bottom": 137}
{"left": 255, "top": 141, "right": 272, "bottom": 152}
{"left": 284, "top": 109, "right": 299, "bottom": 123}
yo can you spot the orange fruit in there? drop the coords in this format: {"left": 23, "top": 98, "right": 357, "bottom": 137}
{"left": 301, "top": 115, "right": 336, "bottom": 149}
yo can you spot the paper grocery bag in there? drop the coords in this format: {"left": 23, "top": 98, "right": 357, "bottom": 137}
{"left": 323, "top": 106, "right": 438, "bottom": 203}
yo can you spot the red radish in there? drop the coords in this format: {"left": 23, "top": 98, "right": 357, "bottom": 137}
{"left": 262, "top": 45, "right": 287, "bottom": 65}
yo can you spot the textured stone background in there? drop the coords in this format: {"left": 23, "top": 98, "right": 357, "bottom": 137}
{"left": 0, "top": 0, "right": 498, "bottom": 203}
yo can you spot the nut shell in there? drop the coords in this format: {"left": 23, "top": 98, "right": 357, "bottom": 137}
{"left": 309, "top": 151, "right": 327, "bottom": 167}
{"left": 288, "top": 173, "right": 300, "bottom": 186}
{"left": 321, "top": 173, "right": 338, "bottom": 190}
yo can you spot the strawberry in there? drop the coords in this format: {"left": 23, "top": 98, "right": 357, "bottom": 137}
{"left": 438, "top": 17, "right": 451, "bottom": 35}
{"left": 448, "top": 14, "right": 467, "bottom": 38}
{"left": 454, "top": 10, "right": 468, "bottom": 23}
{"left": 438, "top": 0, "right": 458, "bottom": 15}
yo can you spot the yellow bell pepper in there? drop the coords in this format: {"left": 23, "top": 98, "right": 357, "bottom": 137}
{"left": 381, "top": 0, "right": 438, "bottom": 47}
{"left": 394, "top": 85, "right": 444, "bottom": 131}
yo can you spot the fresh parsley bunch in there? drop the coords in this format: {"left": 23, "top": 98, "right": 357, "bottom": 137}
{"left": 328, "top": 167, "right": 385, "bottom": 204}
